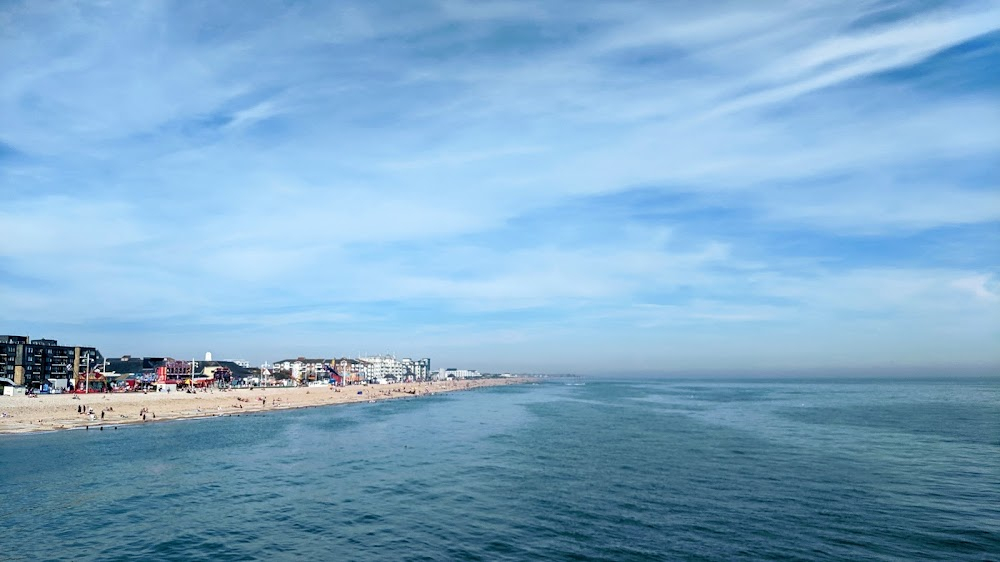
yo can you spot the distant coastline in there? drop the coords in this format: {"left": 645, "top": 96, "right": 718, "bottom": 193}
{"left": 0, "top": 378, "right": 529, "bottom": 436}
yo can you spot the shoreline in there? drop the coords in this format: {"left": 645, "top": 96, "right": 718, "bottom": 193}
{"left": 0, "top": 378, "right": 529, "bottom": 436}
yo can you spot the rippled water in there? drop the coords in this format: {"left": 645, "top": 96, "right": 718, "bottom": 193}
{"left": 1, "top": 378, "right": 997, "bottom": 561}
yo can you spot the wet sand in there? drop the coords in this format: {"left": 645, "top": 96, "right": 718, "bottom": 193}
{"left": 0, "top": 378, "right": 527, "bottom": 435}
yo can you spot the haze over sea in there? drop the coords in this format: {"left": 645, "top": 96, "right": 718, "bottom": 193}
{"left": 1, "top": 378, "right": 997, "bottom": 561}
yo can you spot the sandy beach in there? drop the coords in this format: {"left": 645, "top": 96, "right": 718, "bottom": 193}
{"left": 0, "top": 378, "right": 527, "bottom": 435}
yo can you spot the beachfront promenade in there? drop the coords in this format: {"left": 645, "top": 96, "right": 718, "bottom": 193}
{"left": 0, "top": 378, "right": 527, "bottom": 435}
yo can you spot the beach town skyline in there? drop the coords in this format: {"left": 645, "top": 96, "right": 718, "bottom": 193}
{"left": 3, "top": 330, "right": 994, "bottom": 381}
{"left": 2, "top": 332, "right": 516, "bottom": 396}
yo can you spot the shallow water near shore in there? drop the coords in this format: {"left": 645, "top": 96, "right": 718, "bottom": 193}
{"left": 1, "top": 378, "right": 998, "bottom": 561}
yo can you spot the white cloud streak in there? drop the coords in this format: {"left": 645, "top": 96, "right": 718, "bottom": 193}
{"left": 1, "top": 0, "right": 997, "bottom": 371}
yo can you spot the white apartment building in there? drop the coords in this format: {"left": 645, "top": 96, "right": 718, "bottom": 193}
{"left": 401, "top": 358, "right": 431, "bottom": 380}
{"left": 436, "top": 368, "right": 481, "bottom": 380}
{"left": 273, "top": 358, "right": 330, "bottom": 380}
{"left": 359, "top": 355, "right": 406, "bottom": 381}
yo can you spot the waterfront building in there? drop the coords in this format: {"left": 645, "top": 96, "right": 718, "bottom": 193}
{"left": 332, "top": 358, "right": 365, "bottom": 384}
{"left": 401, "top": 358, "right": 432, "bottom": 380}
{"left": 78, "top": 356, "right": 250, "bottom": 391}
{"left": 262, "top": 355, "right": 433, "bottom": 384}
{"left": 358, "top": 355, "right": 406, "bottom": 382}
{"left": 101, "top": 356, "right": 166, "bottom": 389}
{"left": 273, "top": 358, "right": 330, "bottom": 381}
{"left": 435, "top": 368, "right": 481, "bottom": 380}
{"left": 0, "top": 335, "right": 103, "bottom": 392}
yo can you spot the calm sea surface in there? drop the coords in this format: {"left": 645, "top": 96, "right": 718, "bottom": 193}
{"left": 1, "top": 378, "right": 997, "bottom": 561}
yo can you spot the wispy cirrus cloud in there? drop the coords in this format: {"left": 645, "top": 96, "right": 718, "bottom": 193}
{"left": 1, "top": 0, "right": 997, "bottom": 373}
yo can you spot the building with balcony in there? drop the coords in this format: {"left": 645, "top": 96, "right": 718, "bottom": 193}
{"left": 401, "top": 358, "right": 432, "bottom": 380}
{"left": 1, "top": 335, "right": 103, "bottom": 391}
{"left": 358, "top": 355, "right": 406, "bottom": 382}
{"left": 332, "top": 358, "right": 365, "bottom": 384}
{"left": 272, "top": 358, "right": 330, "bottom": 382}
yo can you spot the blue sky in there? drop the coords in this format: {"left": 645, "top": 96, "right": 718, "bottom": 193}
{"left": 1, "top": 0, "right": 998, "bottom": 375}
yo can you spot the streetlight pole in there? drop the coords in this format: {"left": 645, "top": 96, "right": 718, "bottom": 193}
{"left": 85, "top": 354, "right": 90, "bottom": 393}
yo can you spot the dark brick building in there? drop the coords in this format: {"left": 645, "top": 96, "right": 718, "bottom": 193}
{"left": 0, "top": 335, "right": 103, "bottom": 390}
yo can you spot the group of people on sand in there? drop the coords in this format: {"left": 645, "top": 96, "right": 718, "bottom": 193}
{"left": 75, "top": 404, "right": 119, "bottom": 421}
{"left": 373, "top": 387, "right": 423, "bottom": 397}
{"left": 76, "top": 404, "right": 95, "bottom": 420}
{"left": 71, "top": 403, "right": 153, "bottom": 423}
{"left": 228, "top": 395, "right": 280, "bottom": 409}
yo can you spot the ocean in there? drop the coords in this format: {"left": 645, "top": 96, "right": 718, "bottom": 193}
{"left": 1, "top": 378, "right": 997, "bottom": 561}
